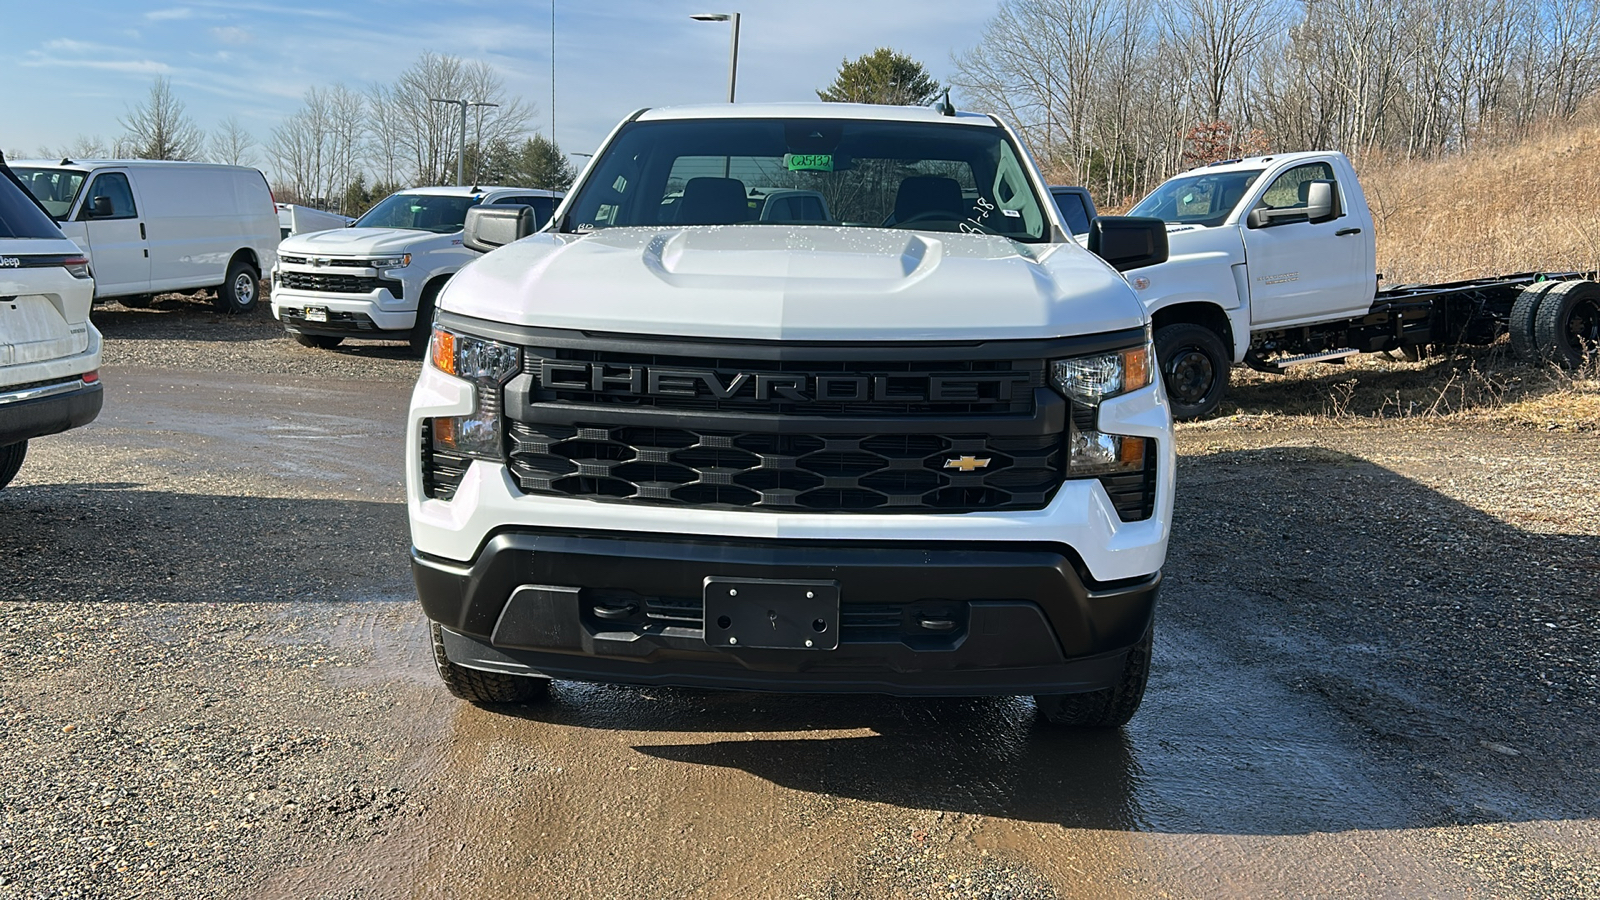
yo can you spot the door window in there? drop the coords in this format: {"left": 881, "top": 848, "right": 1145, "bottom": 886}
{"left": 78, "top": 172, "right": 138, "bottom": 220}
{"left": 1257, "top": 163, "right": 1339, "bottom": 218}
{"left": 1051, "top": 190, "right": 1091, "bottom": 234}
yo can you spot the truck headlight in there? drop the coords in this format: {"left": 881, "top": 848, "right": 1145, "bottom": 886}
{"left": 369, "top": 254, "right": 411, "bottom": 269}
{"left": 427, "top": 327, "right": 521, "bottom": 460}
{"left": 1049, "top": 332, "right": 1156, "bottom": 477}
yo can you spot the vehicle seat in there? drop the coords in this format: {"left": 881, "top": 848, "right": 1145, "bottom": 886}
{"left": 413, "top": 205, "right": 443, "bottom": 229}
{"left": 676, "top": 177, "right": 752, "bottom": 225}
{"left": 892, "top": 176, "right": 964, "bottom": 223}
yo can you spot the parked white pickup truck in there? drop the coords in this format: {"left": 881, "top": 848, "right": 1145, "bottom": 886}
{"left": 270, "top": 186, "right": 562, "bottom": 353}
{"left": 1125, "top": 151, "right": 1599, "bottom": 417}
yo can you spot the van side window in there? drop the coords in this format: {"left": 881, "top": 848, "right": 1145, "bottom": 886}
{"left": 79, "top": 173, "right": 138, "bottom": 220}
{"left": 1259, "top": 163, "right": 1338, "bottom": 216}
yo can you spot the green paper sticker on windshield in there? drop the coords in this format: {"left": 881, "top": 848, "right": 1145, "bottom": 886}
{"left": 786, "top": 153, "right": 833, "bottom": 172}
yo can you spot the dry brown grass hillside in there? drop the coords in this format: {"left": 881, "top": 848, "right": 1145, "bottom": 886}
{"left": 1359, "top": 112, "right": 1600, "bottom": 284}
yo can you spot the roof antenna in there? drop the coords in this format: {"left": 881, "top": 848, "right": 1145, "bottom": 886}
{"left": 930, "top": 89, "right": 955, "bottom": 117}
{"left": 61, "top": 158, "right": 74, "bottom": 165}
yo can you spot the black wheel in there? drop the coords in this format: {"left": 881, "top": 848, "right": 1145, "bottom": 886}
{"left": 118, "top": 294, "right": 153, "bottom": 309}
{"left": 213, "top": 257, "right": 260, "bottom": 314}
{"left": 1509, "top": 281, "right": 1559, "bottom": 361}
{"left": 408, "top": 282, "right": 442, "bottom": 357}
{"left": 1154, "top": 322, "right": 1229, "bottom": 419}
{"left": 1533, "top": 279, "right": 1600, "bottom": 367}
{"left": 430, "top": 622, "right": 551, "bottom": 704}
{"left": 1035, "top": 625, "right": 1152, "bottom": 728}
{"left": 0, "top": 441, "right": 27, "bottom": 491}
{"left": 292, "top": 332, "right": 344, "bottom": 350}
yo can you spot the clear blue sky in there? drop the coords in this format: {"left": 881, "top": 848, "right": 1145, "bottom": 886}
{"left": 3, "top": 0, "right": 999, "bottom": 178}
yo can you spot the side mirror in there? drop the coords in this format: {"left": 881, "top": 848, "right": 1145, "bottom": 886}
{"left": 462, "top": 205, "right": 534, "bottom": 253}
{"left": 1087, "top": 216, "right": 1168, "bottom": 272}
{"left": 1303, "top": 181, "right": 1335, "bottom": 223}
{"left": 89, "top": 195, "right": 114, "bottom": 218}
{"left": 1248, "top": 180, "right": 1339, "bottom": 228}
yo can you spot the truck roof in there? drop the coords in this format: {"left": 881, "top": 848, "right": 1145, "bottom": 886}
{"left": 636, "top": 102, "right": 996, "bottom": 126}
{"left": 392, "top": 185, "right": 559, "bottom": 197}
{"left": 1186, "top": 151, "right": 1344, "bottom": 175}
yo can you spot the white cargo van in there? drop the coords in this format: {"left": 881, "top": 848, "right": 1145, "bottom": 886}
{"left": 13, "top": 160, "right": 279, "bottom": 313}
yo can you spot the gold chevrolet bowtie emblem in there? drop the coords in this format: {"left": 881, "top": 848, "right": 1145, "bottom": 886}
{"left": 944, "top": 456, "right": 991, "bottom": 473}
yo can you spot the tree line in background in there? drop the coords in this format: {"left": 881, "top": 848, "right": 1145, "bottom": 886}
{"left": 951, "top": 0, "right": 1600, "bottom": 206}
{"left": 42, "top": 53, "right": 575, "bottom": 217}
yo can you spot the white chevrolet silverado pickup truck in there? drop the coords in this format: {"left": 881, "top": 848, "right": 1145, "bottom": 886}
{"left": 271, "top": 185, "right": 561, "bottom": 353}
{"left": 1125, "top": 151, "right": 1600, "bottom": 417}
{"left": 405, "top": 102, "right": 1176, "bottom": 727}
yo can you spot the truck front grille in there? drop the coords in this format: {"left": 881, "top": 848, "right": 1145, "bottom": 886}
{"left": 506, "top": 422, "right": 1063, "bottom": 512}
{"left": 278, "top": 271, "right": 402, "bottom": 298}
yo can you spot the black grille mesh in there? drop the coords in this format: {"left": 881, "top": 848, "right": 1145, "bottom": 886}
{"left": 506, "top": 422, "right": 1063, "bottom": 512}
{"left": 279, "top": 271, "right": 402, "bottom": 298}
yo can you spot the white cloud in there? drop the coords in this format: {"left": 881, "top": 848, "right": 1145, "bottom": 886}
{"left": 210, "top": 26, "right": 254, "bottom": 45}
{"left": 145, "top": 7, "right": 194, "bottom": 21}
{"left": 23, "top": 56, "right": 174, "bottom": 75}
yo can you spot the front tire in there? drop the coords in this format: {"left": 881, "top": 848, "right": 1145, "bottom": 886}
{"left": 1035, "top": 625, "right": 1152, "bottom": 728}
{"left": 408, "top": 282, "right": 442, "bottom": 357}
{"left": 0, "top": 441, "right": 27, "bottom": 491}
{"left": 292, "top": 332, "right": 344, "bottom": 350}
{"left": 1155, "top": 322, "right": 1229, "bottom": 419}
{"left": 430, "top": 622, "right": 551, "bottom": 704}
{"left": 214, "top": 258, "right": 260, "bottom": 314}
{"left": 1532, "top": 279, "right": 1600, "bottom": 367}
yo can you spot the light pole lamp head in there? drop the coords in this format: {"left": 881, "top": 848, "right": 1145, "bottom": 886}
{"left": 690, "top": 13, "right": 731, "bottom": 20}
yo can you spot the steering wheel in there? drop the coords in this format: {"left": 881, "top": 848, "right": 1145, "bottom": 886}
{"left": 888, "top": 208, "right": 968, "bottom": 229}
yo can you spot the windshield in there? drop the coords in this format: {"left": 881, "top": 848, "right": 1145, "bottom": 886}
{"left": 1, "top": 166, "right": 68, "bottom": 238}
{"left": 1128, "top": 169, "right": 1264, "bottom": 228}
{"left": 13, "top": 167, "right": 87, "bottom": 220}
{"left": 563, "top": 117, "right": 1051, "bottom": 242}
{"left": 354, "top": 192, "right": 482, "bottom": 233}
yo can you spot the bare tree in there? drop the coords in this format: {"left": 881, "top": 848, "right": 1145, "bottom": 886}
{"left": 119, "top": 76, "right": 205, "bottom": 161}
{"left": 382, "top": 52, "right": 535, "bottom": 186}
{"left": 209, "top": 117, "right": 257, "bottom": 166}
{"left": 58, "top": 135, "right": 111, "bottom": 159}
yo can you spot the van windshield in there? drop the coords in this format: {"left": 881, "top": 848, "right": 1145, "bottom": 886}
{"left": 562, "top": 117, "right": 1052, "bottom": 242}
{"left": 354, "top": 192, "right": 482, "bottom": 233}
{"left": 12, "top": 167, "right": 87, "bottom": 220}
{"left": 1128, "top": 170, "right": 1264, "bottom": 228}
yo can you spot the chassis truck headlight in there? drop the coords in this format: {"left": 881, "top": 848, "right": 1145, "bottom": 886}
{"left": 1050, "top": 333, "right": 1156, "bottom": 477}
{"left": 428, "top": 327, "right": 521, "bottom": 459}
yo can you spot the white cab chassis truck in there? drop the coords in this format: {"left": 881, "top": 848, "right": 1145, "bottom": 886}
{"left": 271, "top": 186, "right": 562, "bottom": 354}
{"left": 1126, "top": 151, "right": 1600, "bottom": 417}
{"left": 405, "top": 103, "right": 1176, "bottom": 727}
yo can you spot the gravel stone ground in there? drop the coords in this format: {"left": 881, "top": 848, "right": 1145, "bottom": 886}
{"left": 0, "top": 297, "right": 1595, "bottom": 899}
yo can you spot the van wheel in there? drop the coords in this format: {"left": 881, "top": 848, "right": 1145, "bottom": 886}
{"left": 1035, "top": 625, "right": 1152, "bottom": 728}
{"left": 0, "top": 441, "right": 27, "bottom": 491}
{"left": 1533, "top": 280, "right": 1600, "bottom": 367}
{"left": 292, "top": 333, "right": 344, "bottom": 350}
{"left": 1155, "top": 322, "right": 1229, "bottom": 419}
{"left": 1509, "top": 282, "right": 1558, "bottom": 361}
{"left": 214, "top": 258, "right": 260, "bottom": 314}
{"left": 408, "top": 282, "right": 441, "bottom": 357}
{"left": 431, "top": 623, "right": 551, "bottom": 704}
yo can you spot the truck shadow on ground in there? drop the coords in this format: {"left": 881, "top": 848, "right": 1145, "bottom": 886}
{"left": 94, "top": 297, "right": 420, "bottom": 360}
{"left": 509, "top": 447, "right": 1597, "bottom": 836}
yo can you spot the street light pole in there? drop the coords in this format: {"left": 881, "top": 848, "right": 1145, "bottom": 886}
{"left": 430, "top": 98, "right": 500, "bottom": 186}
{"left": 690, "top": 12, "right": 741, "bottom": 102}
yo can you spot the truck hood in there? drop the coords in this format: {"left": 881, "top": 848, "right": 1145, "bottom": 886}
{"left": 277, "top": 227, "right": 456, "bottom": 257}
{"left": 440, "top": 226, "right": 1145, "bottom": 341}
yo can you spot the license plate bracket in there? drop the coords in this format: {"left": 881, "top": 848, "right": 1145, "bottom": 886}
{"left": 304, "top": 307, "right": 328, "bottom": 323}
{"left": 703, "top": 577, "right": 840, "bottom": 650}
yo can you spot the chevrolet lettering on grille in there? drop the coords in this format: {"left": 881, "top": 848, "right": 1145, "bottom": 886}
{"left": 537, "top": 360, "right": 1031, "bottom": 404}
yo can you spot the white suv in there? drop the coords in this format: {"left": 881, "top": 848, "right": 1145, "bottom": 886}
{"left": 0, "top": 156, "right": 103, "bottom": 489}
{"left": 270, "top": 186, "right": 562, "bottom": 353}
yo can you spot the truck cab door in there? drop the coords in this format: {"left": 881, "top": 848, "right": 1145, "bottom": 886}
{"left": 73, "top": 170, "right": 150, "bottom": 299}
{"left": 1242, "top": 161, "right": 1372, "bottom": 329}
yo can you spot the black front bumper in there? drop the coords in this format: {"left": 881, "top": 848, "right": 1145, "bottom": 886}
{"left": 0, "top": 378, "right": 103, "bottom": 447}
{"left": 413, "top": 529, "right": 1158, "bottom": 696}
{"left": 278, "top": 307, "right": 406, "bottom": 339}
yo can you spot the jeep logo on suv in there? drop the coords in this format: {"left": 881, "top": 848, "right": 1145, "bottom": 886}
{"left": 537, "top": 360, "right": 1031, "bottom": 404}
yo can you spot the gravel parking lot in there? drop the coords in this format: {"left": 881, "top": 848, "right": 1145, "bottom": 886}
{"left": 0, "top": 298, "right": 1596, "bottom": 899}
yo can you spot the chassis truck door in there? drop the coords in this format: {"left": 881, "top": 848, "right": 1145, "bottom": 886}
{"left": 1243, "top": 161, "right": 1371, "bottom": 328}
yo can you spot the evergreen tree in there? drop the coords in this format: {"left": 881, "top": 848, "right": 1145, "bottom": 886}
{"left": 817, "top": 48, "right": 941, "bottom": 106}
